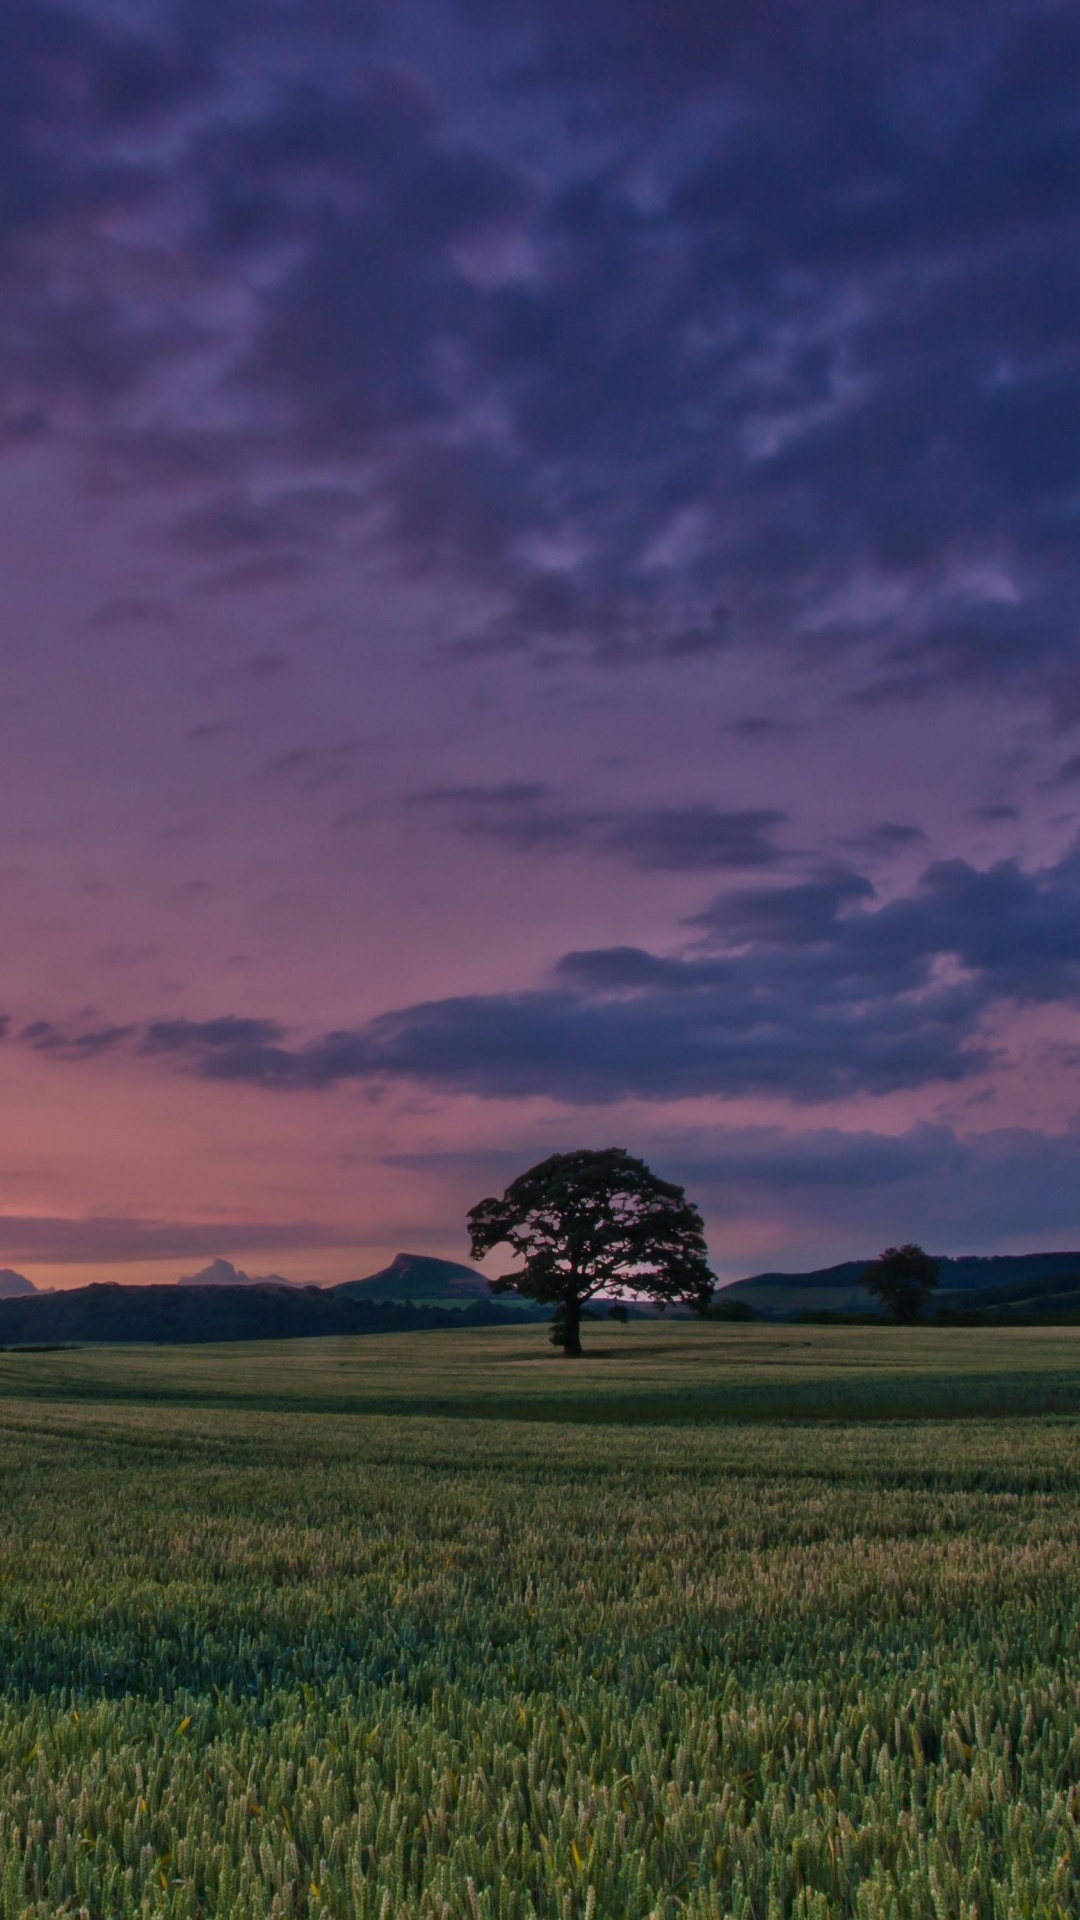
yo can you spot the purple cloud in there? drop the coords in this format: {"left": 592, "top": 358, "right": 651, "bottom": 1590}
{"left": 22, "top": 842, "right": 1080, "bottom": 1105}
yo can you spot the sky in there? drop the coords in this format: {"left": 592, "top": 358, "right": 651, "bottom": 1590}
{"left": 3, "top": 0, "right": 1080, "bottom": 1288}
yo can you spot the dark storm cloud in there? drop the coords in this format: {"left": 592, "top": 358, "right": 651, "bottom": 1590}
{"left": 21, "top": 1019, "right": 134, "bottom": 1059}
{"left": 173, "top": 485, "right": 362, "bottom": 558}
{"left": 679, "top": 1123, "right": 962, "bottom": 1197}
{"left": 678, "top": 1119, "right": 1080, "bottom": 1248}
{"left": 462, "top": 0, "right": 997, "bottom": 112}
{"left": 408, "top": 783, "right": 591, "bottom": 852}
{"left": 0, "top": 0, "right": 1074, "bottom": 696}
{"left": 325, "top": 5, "right": 1080, "bottom": 685}
{"left": 141, "top": 1016, "right": 293, "bottom": 1083}
{"left": 847, "top": 822, "right": 928, "bottom": 858}
{"left": 35, "top": 839, "right": 1080, "bottom": 1105}
{"left": 114, "top": 975, "right": 988, "bottom": 1102}
{"left": 410, "top": 785, "right": 788, "bottom": 867}
{"left": 382, "top": 1118, "right": 1080, "bottom": 1251}
{"left": 88, "top": 837, "right": 1080, "bottom": 1098}
{"left": 693, "top": 843, "right": 1080, "bottom": 1004}
{"left": 0, "top": 4, "right": 225, "bottom": 427}
{"left": 605, "top": 806, "right": 785, "bottom": 871}
{"left": 201, "top": 70, "right": 533, "bottom": 459}
{"left": 972, "top": 802, "right": 1020, "bottom": 823}
{"left": 687, "top": 869, "right": 875, "bottom": 944}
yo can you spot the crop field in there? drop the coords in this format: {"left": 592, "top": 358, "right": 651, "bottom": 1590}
{"left": 1, "top": 1325, "right": 1079, "bottom": 1919}
{"left": 5, "top": 1318, "right": 1080, "bottom": 1423}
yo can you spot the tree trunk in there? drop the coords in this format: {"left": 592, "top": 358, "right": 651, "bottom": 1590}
{"left": 561, "top": 1297, "right": 583, "bottom": 1357}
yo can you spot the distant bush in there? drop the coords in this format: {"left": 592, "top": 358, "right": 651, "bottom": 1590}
{"left": 708, "top": 1297, "right": 758, "bottom": 1321}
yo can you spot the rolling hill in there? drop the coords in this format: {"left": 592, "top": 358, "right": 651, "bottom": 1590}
{"left": 720, "top": 1251, "right": 1080, "bottom": 1319}
{"left": 331, "top": 1251, "right": 509, "bottom": 1306}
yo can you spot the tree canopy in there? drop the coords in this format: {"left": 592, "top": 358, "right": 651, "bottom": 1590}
{"left": 861, "top": 1243, "right": 939, "bottom": 1323}
{"left": 467, "top": 1147, "right": 715, "bottom": 1355}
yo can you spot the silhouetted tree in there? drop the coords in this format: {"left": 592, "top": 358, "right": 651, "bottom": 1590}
{"left": 467, "top": 1148, "right": 715, "bottom": 1355}
{"left": 861, "top": 1243, "right": 939, "bottom": 1323}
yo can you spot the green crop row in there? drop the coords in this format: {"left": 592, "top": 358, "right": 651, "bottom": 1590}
{"left": 1, "top": 1379, "right": 1079, "bottom": 1916}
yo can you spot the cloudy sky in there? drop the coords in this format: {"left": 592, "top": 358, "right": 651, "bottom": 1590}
{"left": 3, "top": 0, "right": 1080, "bottom": 1286}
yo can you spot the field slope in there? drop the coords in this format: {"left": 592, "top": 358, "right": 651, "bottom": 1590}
{"left": 1, "top": 1323, "right": 1079, "bottom": 1918}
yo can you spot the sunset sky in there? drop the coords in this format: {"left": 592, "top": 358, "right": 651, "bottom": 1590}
{"left": 3, "top": 0, "right": 1080, "bottom": 1288}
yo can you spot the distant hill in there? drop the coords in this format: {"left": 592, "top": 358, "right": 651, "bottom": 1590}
{"left": 0, "top": 1281, "right": 544, "bottom": 1347}
{"left": 934, "top": 1252, "right": 1080, "bottom": 1292}
{"left": 0, "top": 1269, "right": 36, "bottom": 1299}
{"left": 177, "top": 1258, "right": 296, "bottom": 1287}
{"left": 720, "top": 1263, "right": 876, "bottom": 1318}
{"left": 936, "top": 1270, "right": 1080, "bottom": 1321}
{"left": 721, "top": 1251, "right": 1080, "bottom": 1319}
{"left": 331, "top": 1251, "right": 498, "bottom": 1307}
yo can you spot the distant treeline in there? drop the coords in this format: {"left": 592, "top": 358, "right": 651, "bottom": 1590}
{"left": 0, "top": 1283, "right": 546, "bottom": 1348}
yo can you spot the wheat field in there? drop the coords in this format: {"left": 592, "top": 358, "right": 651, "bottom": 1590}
{"left": 1, "top": 1324, "right": 1079, "bottom": 1917}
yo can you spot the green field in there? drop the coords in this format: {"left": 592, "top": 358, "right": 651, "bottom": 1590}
{"left": 5, "top": 1318, "right": 1080, "bottom": 1422}
{"left": 2, "top": 1324, "right": 1079, "bottom": 1918}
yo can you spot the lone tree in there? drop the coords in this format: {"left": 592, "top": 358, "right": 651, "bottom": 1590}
{"left": 861, "top": 1243, "right": 939, "bottom": 1323}
{"left": 467, "top": 1148, "right": 715, "bottom": 1356}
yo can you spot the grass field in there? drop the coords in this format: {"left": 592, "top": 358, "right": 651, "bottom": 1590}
{"left": 1, "top": 1323, "right": 1079, "bottom": 1917}
{"left": 5, "top": 1317, "right": 1080, "bottom": 1422}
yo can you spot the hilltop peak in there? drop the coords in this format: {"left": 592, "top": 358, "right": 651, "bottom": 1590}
{"left": 332, "top": 1251, "right": 490, "bottom": 1305}
{"left": 177, "top": 1258, "right": 295, "bottom": 1288}
{"left": 0, "top": 1268, "right": 36, "bottom": 1299}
